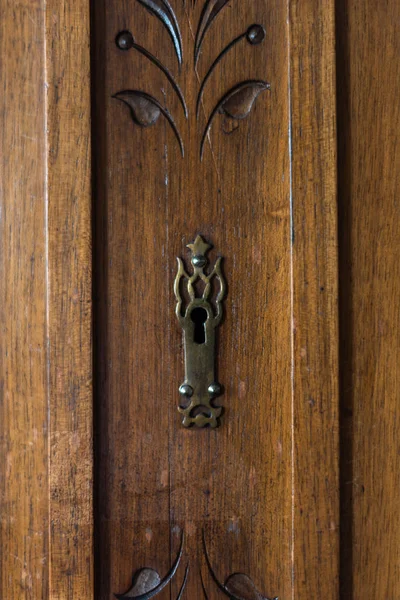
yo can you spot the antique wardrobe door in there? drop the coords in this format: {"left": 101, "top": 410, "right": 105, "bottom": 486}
{"left": 92, "top": 1, "right": 338, "bottom": 600}
{"left": 0, "top": 0, "right": 338, "bottom": 599}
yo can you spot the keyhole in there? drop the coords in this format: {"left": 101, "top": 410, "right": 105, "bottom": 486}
{"left": 191, "top": 307, "right": 208, "bottom": 344}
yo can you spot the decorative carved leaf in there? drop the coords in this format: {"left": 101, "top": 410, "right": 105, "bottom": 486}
{"left": 113, "top": 91, "right": 161, "bottom": 127}
{"left": 116, "top": 568, "right": 161, "bottom": 598}
{"left": 113, "top": 91, "right": 184, "bottom": 156}
{"left": 220, "top": 81, "right": 270, "bottom": 119}
{"left": 225, "top": 573, "right": 271, "bottom": 600}
{"left": 195, "top": 0, "right": 231, "bottom": 65}
{"left": 136, "top": 0, "right": 183, "bottom": 66}
{"left": 115, "top": 532, "right": 186, "bottom": 599}
{"left": 202, "top": 530, "right": 278, "bottom": 600}
{"left": 200, "top": 80, "right": 270, "bottom": 159}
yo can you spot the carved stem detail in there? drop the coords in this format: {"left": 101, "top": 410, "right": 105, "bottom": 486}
{"left": 116, "top": 31, "right": 188, "bottom": 117}
{"left": 196, "top": 24, "right": 266, "bottom": 119}
{"left": 195, "top": 0, "right": 232, "bottom": 66}
{"left": 136, "top": 0, "right": 183, "bottom": 67}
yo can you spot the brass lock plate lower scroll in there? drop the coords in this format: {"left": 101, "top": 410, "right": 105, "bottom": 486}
{"left": 174, "top": 236, "right": 226, "bottom": 428}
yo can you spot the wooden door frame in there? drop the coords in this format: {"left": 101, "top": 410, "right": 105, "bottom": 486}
{"left": 0, "top": 1, "right": 93, "bottom": 597}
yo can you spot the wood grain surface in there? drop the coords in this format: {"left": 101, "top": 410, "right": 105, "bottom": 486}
{"left": 337, "top": 1, "right": 400, "bottom": 597}
{"left": 0, "top": 2, "right": 49, "bottom": 598}
{"left": 92, "top": 1, "right": 338, "bottom": 598}
{"left": 46, "top": 1, "right": 93, "bottom": 598}
{"left": 0, "top": 1, "right": 93, "bottom": 598}
{"left": 290, "top": 2, "right": 339, "bottom": 598}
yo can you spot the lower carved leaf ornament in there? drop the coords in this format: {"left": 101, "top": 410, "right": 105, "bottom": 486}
{"left": 115, "top": 529, "right": 278, "bottom": 599}
{"left": 114, "top": 532, "right": 189, "bottom": 599}
{"left": 202, "top": 531, "right": 279, "bottom": 600}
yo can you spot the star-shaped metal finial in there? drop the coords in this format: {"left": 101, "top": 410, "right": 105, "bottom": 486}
{"left": 187, "top": 235, "right": 212, "bottom": 268}
{"left": 187, "top": 235, "right": 212, "bottom": 257}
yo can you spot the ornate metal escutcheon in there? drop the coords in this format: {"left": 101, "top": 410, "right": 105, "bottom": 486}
{"left": 174, "top": 235, "right": 226, "bottom": 428}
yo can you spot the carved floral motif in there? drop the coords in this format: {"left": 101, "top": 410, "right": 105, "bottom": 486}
{"left": 113, "top": 0, "right": 271, "bottom": 159}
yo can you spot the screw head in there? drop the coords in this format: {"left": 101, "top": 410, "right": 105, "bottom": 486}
{"left": 246, "top": 24, "right": 266, "bottom": 45}
{"left": 179, "top": 384, "right": 193, "bottom": 397}
{"left": 116, "top": 30, "right": 134, "bottom": 50}
{"left": 208, "top": 382, "right": 222, "bottom": 396}
{"left": 192, "top": 255, "right": 206, "bottom": 268}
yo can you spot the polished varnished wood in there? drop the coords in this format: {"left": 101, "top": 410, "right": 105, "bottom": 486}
{"left": 337, "top": 1, "right": 400, "bottom": 597}
{"left": 0, "top": 1, "right": 93, "bottom": 598}
{"left": 92, "top": 1, "right": 338, "bottom": 599}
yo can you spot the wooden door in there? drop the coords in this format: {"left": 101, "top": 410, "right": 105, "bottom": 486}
{"left": 0, "top": 1, "right": 398, "bottom": 599}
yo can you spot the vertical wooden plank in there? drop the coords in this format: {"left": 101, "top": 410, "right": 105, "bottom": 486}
{"left": 290, "top": 1, "right": 339, "bottom": 598}
{"left": 0, "top": 2, "right": 49, "bottom": 598}
{"left": 45, "top": 1, "right": 94, "bottom": 597}
{"left": 337, "top": 1, "right": 400, "bottom": 597}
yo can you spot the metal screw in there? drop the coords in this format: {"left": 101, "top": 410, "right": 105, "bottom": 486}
{"left": 208, "top": 383, "right": 222, "bottom": 396}
{"left": 179, "top": 384, "right": 194, "bottom": 397}
{"left": 192, "top": 255, "right": 206, "bottom": 268}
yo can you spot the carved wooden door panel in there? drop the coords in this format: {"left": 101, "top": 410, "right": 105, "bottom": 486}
{"left": 92, "top": 1, "right": 338, "bottom": 599}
